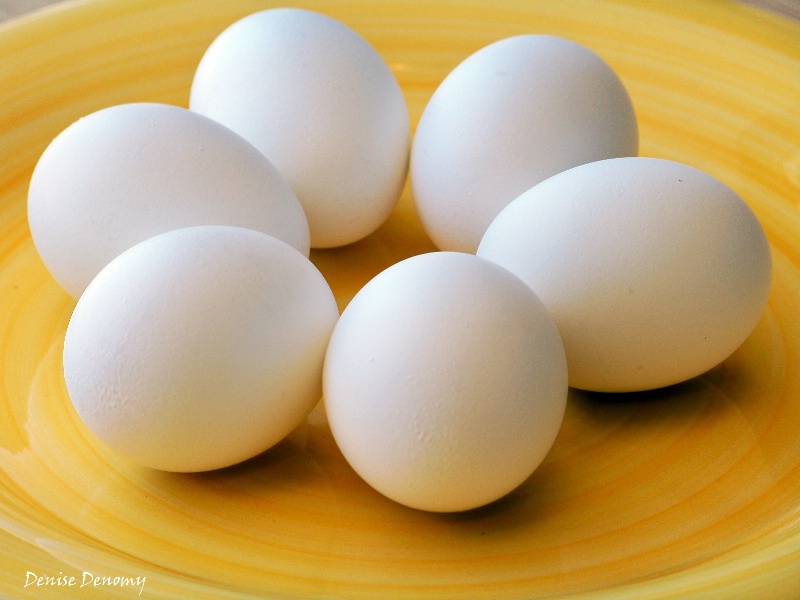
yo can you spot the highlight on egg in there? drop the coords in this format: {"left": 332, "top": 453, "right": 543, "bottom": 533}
{"left": 63, "top": 225, "right": 339, "bottom": 473}
{"left": 410, "top": 34, "right": 638, "bottom": 253}
{"left": 190, "top": 7, "right": 411, "bottom": 249}
{"left": 28, "top": 102, "right": 309, "bottom": 299}
{"left": 323, "top": 251, "right": 568, "bottom": 512}
{"left": 478, "top": 157, "right": 773, "bottom": 393}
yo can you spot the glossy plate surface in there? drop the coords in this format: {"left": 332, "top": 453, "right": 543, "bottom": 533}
{"left": 2, "top": 1, "right": 800, "bottom": 598}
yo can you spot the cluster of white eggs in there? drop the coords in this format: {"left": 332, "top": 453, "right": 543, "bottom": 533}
{"left": 28, "top": 8, "right": 772, "bottom": 513}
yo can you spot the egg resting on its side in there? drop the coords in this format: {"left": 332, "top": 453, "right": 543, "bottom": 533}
{"left": 323, "top": 252, "right": 568, "bottom": 512}
{"left": 28, "top": 102, "right": 310, "bottom": 299}
{"left": 190, "top": 8, "right": 411, "bottom": 249}
{"left": 63, "top": 226, "right": 339, "bottom": 472}
{"left": 478, "top": 157, "right": 773, "bottom": 392}
{"left": 410, "top": 34, "right": 638, "bottom": 253}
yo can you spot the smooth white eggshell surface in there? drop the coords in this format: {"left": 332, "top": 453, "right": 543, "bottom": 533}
{"left": 28, "top": 102, "right": 309, "bottom": 299}
{"left": 477, "top": 157, "right": 773, "bottom": 393}
{"left": 323, "top": 252, "right": 568, "bottom": 512}
{"left": 190, "top": 8, "right": 410, "bottom": 249}
{"left": 63, "top": 226, "right": 339, "bottom": 473}
{"left": 411, "top": 34, "right": 638, "bottom": 253}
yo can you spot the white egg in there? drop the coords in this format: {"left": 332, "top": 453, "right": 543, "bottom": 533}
{"left": 478, "top": 157, "right": 773, "bottom": 393}
{"left": 28, "top": 102, "right": 309, "bottom": 299}
{"left": 411, "top": 34, "right": 638, "bottom": 253}
{"left": 323, "top": 252, "right": 568, "bottom": 512}
{"left": 63, "top": 226, "right": 339, "bottom": 473}
{"left": 190, "top": 8, "right": 410, "bottom": 249}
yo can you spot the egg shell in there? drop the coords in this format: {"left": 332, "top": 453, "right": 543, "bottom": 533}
{"left": 63, "top": 225, "right": 339, "bottom": 472}
{"left": 477, "top": 157, "right": 773, "bottom": 392}
{"left": 323, "top": 251, "right": 568, "bottom": 512}
{"left": 411, "top": 34, "right": 638, "bottom": 253}
{"left": 190, "top": 8, "right": 410, "bottom": 249}
{"left": 28, "top": 102, "right": 310, "bottom": 299}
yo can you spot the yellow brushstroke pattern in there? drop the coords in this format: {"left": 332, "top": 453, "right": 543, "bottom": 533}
{"left": 1, "top": 1, "right": 799, "bottom": 598}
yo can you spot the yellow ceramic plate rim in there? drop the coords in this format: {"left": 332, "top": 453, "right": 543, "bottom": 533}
{"left": 2, "top": 1, "right": 800, "bottom": 599}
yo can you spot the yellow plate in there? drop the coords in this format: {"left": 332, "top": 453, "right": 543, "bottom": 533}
{"left": 2, "top": 1, "right": 800, "bottom": 598}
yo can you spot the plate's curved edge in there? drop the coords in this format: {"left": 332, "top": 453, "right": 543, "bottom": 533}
{"left": 0, "top": 0, "right": 92, "bottom": 34}
{"left": 735, "top": 0, "right": 800, "bottom": 23}
{"left": 1, "top": 1, "right": 800, "bottom": 599}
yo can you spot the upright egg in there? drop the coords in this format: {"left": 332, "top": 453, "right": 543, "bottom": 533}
{"left": 63, "top": 226, "right": 339, "bottom": 472}
{"left": 411, "top": 34, "right": 638, "bottom": 253}
{"left": 190, "top": 8, "right": 411, "bottom": 248}
{"left": 477, "top": 157, "right": 773, "bottom": 392}
{"left": 28, "top": 102, "right": 309, "bottom": 298}
{"left": 323, "top": 252, "right": 568, "bottom": 512}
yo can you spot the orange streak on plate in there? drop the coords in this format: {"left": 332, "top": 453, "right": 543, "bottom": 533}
{"left": 1, "top": 0, "right": 800, "bottom": 598}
